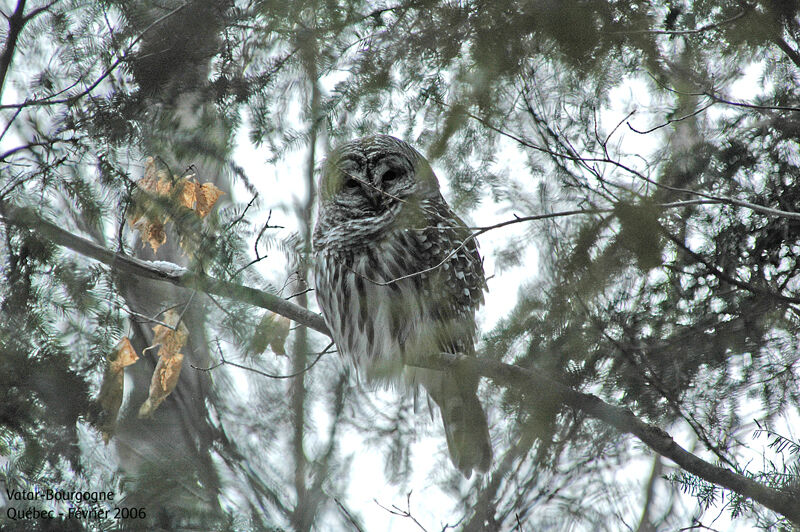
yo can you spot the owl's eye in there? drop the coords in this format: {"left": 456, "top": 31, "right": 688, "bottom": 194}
{"left": 341, "top": 175, "right": 360, "bottom": 191}
{"left": 382, "top": 169, "right": 401, "bottom": 183}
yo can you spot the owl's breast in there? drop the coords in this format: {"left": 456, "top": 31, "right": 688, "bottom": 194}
{"left": 314, "top": 225, "right": 481, "bottom": 382}
{"left": 314, "top": 232, "right": 421, "bottom": 379}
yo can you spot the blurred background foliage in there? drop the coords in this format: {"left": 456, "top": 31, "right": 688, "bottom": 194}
{"left": 1, "top": 0, "right": 800, "bottom": 529}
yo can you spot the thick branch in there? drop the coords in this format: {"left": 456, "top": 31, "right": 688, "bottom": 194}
{"left": 0, "top": 203, "right": 329, "bottom": 336}
{"left": 0, "top": 0, "right": 26, "bottom": 99}
{"left": 2, "top": 202, "right": 798, "bottom": 523}
{"left": 773, "top": 36, "right": 800, "bottom": 71}
{"left": 411, "top": 353, "right": 800, "bottom": 524}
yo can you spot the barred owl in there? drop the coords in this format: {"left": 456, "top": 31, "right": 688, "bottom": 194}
{"left": 313, "top": 135, "right": 492, "bottom": 477}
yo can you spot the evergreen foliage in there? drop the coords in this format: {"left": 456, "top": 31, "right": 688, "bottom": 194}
{"left": 1, "top": 0, "right": 800, "bottom": 529}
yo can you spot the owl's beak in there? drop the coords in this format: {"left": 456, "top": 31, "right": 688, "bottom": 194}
{"left": 361, "top": 182, "right": 384, "bottom": 210}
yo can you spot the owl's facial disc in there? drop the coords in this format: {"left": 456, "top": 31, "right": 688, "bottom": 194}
{"left": 329, "top": 153, "right": 413, "bottom": 214}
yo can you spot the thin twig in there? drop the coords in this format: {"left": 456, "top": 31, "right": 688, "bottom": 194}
{"left": 0, "top": 105, "right": 22, "bottom": 142}
{"left": 374, "top": 492, "right": 428, "bottom": 532}
{"left": 191, "top": 341, "right": 335, "bottom": 379}
{"left": 627, "top": 102, "right": 715, "bottom": 135}
{"left": 340, "top": 167, "right": 408, "bottom": 205}
{"left": 704, "top": 91, "right": 800, "bottom": 113}
{"left": 121, "top": 307, "right": 178, "bottom": 330}
{"left": 333, "top": 497, "right": 366, "bottom": 532}
{"left": 336, "top": 200, "right": 721, "bottom": 288}
{"left": 175, "top": 290, "right": 196, "bottom": 325}
{"left": 232, "top": 211, "right": 280, "bottom": 278}
{"left": 223, "top": 192, "right": 259, "bottom": 232}
{"left": 286, "top": 287, "right": 313, "bottom": 300}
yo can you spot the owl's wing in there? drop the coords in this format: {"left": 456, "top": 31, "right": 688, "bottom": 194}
{"left": 408, "top": 197, "right": 486, "bottom": 355}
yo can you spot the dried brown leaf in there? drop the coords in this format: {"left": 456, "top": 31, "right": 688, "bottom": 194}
{"left": 177, "top": 179, "right": 197, "bottom": 210}
{"left": 128, "top": 158, "right": 223, "bottom": 254}
{"left": 144, "top": 219, "right": 167, "bottom": 253}
{"left": 150, "top": 308, "right": 189, "bottom": 358}
{"left": 156, "top": 176, "right": 173, "bottom": 196}
{"left": 195, "top": 182, "right": 224, "bottom": 218}
{"left": 95, "top": 337, "right": 140, "bottom": 444}
{"left": 111, "top": 336, "right": 140, "bottom": 371}
{"left": 138, "top": 352, "right": 184, "bottom": 418}
{"left": 139, "top": 157, "right": 158, "bottom": 192}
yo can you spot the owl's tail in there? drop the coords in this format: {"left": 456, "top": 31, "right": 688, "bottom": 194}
{"left": 425, "top": 379, "right": 492, "bottom": 478}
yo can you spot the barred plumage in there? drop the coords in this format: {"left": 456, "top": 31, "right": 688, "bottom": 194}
{"left": 313, "top": 135, "right": 491, "bottom": 477}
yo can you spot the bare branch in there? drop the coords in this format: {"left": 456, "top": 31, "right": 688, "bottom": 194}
{"left": 0, "top": 0, "right": 26, "bottom": 99}
{"left": 627, "top": 102, "right": 715, "bottom": 135}
{"left": 191, "top": 341, "right": 334, "bottom": 379}
{"left": 772, "top": 36, "right": 800, "bottom": 70}
{"left": 0, "top": 106, "right": 23, "bottom": 143}
{"left": 337, "top": 200, "right": 721, "bottom": 288}
{"left": 0, "top": 201, "right": 330, "bottom": 335}
{"left": 333, "top": 497, "right": 366, "bottom": 532}
{"left": 121, "top": 306, "right": 180, "bottom": 330}
{"left": 410, "top": 352, "right": 800, "bottom": 524}
{"left": 374, "top": 492, "right": 429, "bottom": 532}
{"left": 703, "top": 91, "right": 800, "bottom": 113}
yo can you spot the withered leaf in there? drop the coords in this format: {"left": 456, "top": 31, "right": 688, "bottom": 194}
{"left": 112, "top": 336, "right": 140, "bottom": 369}
{"left": 127, "top": 157, "right": 223, "bottom": 254}
{"left": 95, "top": 337, "right": 140, "bottom": 444}
{"left": 138, "top": 352, "right": 184, "bottom": 418}
{"left": 150, "top": 308, "right": 189, "bottom": 358}
{"left": 177, "top": 179, "right": 198, "bottom": 211}
{"left": 137, "top": 310, "right": 189, "bottom": 417}
{"left": 195, "top": 182, "right": 224, "bottom": 218}
{"left": 144, "top": 219, "right": 167, "bottom": 253}
{"left": 248, "top": 312, "right": 292, "bottom": 356}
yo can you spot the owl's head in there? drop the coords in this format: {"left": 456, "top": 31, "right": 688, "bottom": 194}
{"left": 317, "top": 135, "right": 440, "bottom": 224}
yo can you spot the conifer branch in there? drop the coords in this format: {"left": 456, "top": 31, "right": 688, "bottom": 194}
{"left": 0, "top": 202, "right": 329, "bottom": 336}
{"left": 2, "top": 201, "right": 799, "bottom": 523}
{"left": 410, "top": 353, "right": 800, "bottom": 525}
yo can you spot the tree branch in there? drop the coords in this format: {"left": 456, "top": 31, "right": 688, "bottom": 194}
{"left": 772, "top": 36, "right": 800, "bottom": 71}
{"left": 0, "top": 0, "right": 26, "bottom": 99}
{"left": 2, "top": 201, "right": 798, "bottom": 523}
{"left": 0, "top": 202, "right": 329, "bottom": 336}
{"left": 410, "top": 353, "right": 800, "bottom": 524}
